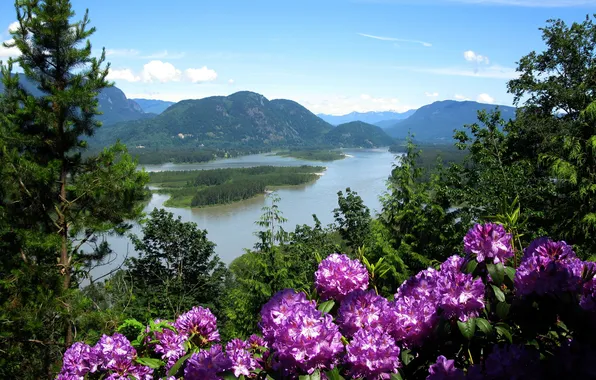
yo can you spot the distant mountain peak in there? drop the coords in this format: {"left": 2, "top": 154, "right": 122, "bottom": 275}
{"left": 317, "top": 109, "right": 416, "bottom": 126}
{"left": 385, "top": 100, "right": 516, "bottom": 142}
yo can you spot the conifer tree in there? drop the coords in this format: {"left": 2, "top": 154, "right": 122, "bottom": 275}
{"left": 0, "top": 0, "right": 148, "bottom": 374}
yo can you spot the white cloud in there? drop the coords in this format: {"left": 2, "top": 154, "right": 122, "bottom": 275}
{"left": 425, "top": 91, "right": 439, "bottom": 97}
{"left": 395, "top": 64, "right": 518, "bottom": 79}
{"left": 107, "top": 68, "right": 140, "bottom": 82}
{"left": 141, "top": 60, "right": 182, "bottom": 83}
{"left": 142, "top": 50, "right": 186, "bottom": 59}
{"left": 7, "top": 21, "right": 19, "bottom": 34}
{"left": 477, "top": 93, "right": 495, "bottom": 103}
{"left": 358, "top": 33, "right": 432, "bottom": 47}
{"left": 360, "top": 94, "right": 372, "bottom": 100}
{"left": 0, "top": 39, "right": 20, "bottom": 59}
{"left": 184, "top": 66, "right": 218, "bottom": 83}
{"left": 228, "top": 79, "right": 235, "bottom": 85}
{"left": 464, "top": 50, "right": 489, "bottom": 64}
{"left": 106, "top": 49, "right": 139, "bottom": 57}
{"left": 0, "top": 22, "right": 20, "bottom": 60}
{"left": 455, "top": 94, "right": 470, "bottom": 101}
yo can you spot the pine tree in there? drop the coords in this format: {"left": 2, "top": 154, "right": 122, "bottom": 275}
{"left": 0, "top": 0, "right": 148, "bottom": 375}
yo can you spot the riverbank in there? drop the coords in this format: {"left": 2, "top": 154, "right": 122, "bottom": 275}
{"left": 149, "top": 165, "right": 327, "bottom": 208}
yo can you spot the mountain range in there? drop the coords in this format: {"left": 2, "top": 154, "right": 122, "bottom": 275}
{"left": 1, "top": 78, "right": 518, "bottom": 148}
{"left": 317, "top": 110, "right": 416, "bottom": 126}
{"left": 385, "top": 100, "right": 517, "bottom": 142}
{"left": 0, "top": 76, "right": 152, "bottom": 126}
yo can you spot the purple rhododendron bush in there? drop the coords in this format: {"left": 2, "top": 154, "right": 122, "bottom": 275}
{"left": 58, "top": 223, "right": 596, "bottom": 379}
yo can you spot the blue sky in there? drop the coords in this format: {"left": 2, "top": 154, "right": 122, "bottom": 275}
{"left": 1, "top": 0, "right": 594, "bottom": 115}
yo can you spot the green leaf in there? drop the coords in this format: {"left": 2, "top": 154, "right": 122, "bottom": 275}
{"left": 487, "top": 263, "right": 505, "bottom": 285}
{"left": 318, "top": 300, "right": 335, "bottom": 314}
{"left": 401, "top": 349, "right": 415, "bottom": 366}
{"left": 299, "top": 370, "right": 321, "bottom": 380}
{"left": 495, "top": 325, "right": 512, "bottom": 343}
{"left": 324, "top": 368, "right": 345, "bottom": 380}
{"left": 134, "top": 357, "right": 163, "bottom": 369}
{"left": 475, "top": 318, "right": 493, "bottom": 335}
{"left": 504, "top": 266, "right": 516, "bottom": 285}
{"left": 491, "top": 284, "right": 506, "bottom": 302}
{"left": 457, "top": 318, "right": 476, "bottom": 340}
{"left": 168, "top": 353, "right": 192, "bottom": 377}
{"left": 496, "top": 302, "right": 510, "bottom": 319}
{"left": 465, "top": 260, "right": 478, "bottom": 275}
{"left": 390, "top": 372, "right": 404, "bottom": 380}
{"left": 222, "top": 371, "right": 239, "bottom": 380}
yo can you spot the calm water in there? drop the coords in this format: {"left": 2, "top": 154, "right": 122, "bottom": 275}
{"left": 89, "top": 149, "right": 400, "bottom": 281}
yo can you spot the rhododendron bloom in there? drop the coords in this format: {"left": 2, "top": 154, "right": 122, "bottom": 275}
{"left": 314, "top": 253, "right": 369, "bottom": 301}
{"left": 464, "top": 223, "right": 513, "bottom": 264}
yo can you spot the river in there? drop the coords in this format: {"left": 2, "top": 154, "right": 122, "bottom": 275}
{"left": 88, "top": 149, "right": 400, "bottom": 281}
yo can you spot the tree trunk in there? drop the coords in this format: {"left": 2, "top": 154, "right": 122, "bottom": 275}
{"left": 60, "top": 162, "right": 72, "bottom": 347}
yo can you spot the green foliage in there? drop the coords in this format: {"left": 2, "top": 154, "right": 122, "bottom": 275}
{"left": 334, "top": 188, "right": 372, "bottom": 251}
{"left": 381, "top": 137, "right": 463, "bottom": 274}
{"left": 124, "top": 208, "right": 229, "bottom": 320}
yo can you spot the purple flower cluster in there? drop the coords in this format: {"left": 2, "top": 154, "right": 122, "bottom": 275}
{"left": 315, "top": 253, "right": 369, "bottom": 301}
{"left": 174, "top": 306, "right": 220, "bottom": 346}
{"left": 57, "top": 333, "right": 153, "bottom": 380}
{"left": 337, "top": 289, "right": 391, "bottom": 337}
{"left": 153, "top": 325, "right": 187, "bottom": 370}
{"left": 260, "top": 289, "right": 343, "bottom": 375}
{"left": 226, "top": 338, "right": 261, "bottom": 377}
{"left": 259, "top": 289, "right": 315, "bottom": 341}
{"left": 184, "top": 344, "right": 232, "bottom": 380}
{"left": 464, "top": 223, "right": 513, "bottom": 264}
{"left": 427, "top": 356, "right": 464, "bottom": 380}
{"left": 515, "top": 238, "right": 584, "bottom": 296}
{"left": 392, "top": 256, "right": 485, "bottom": 346}
{"left": 345, "top": 328, "right": 400, "bottom": 379}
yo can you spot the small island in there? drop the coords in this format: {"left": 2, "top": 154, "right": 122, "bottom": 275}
{"left": 149, "top": 165, "right": 326, "bottom": 208}
{"left": 274, "top": 149, "right": 346, "bottom": 162}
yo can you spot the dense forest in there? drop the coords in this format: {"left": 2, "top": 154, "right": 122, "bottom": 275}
{"left": 1, "top": 1, "right": 596, "bottom": 379}
{"left": 149, "top": 166, "right": 325, "bottom": 207}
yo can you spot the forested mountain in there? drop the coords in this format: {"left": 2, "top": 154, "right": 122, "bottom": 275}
{"left": 324, "top": 121, "right": 394, "bottom": 147}
{"left": 0, "top": 76, "right": 152, "bottom": 126}
{"left": 318, "top": 109, "right": 416, "bottom": 126}
{"left": 91, "top": 91, "right": 335, "bottom": 148}
{"left": 132, "top": 98, "right": 176, "bottom": 114}
{"left": 385, "top": 100, "right": 516, "bottom": 142}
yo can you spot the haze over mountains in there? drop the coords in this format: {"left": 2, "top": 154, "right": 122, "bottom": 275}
{"left": 317, "top": 110, "right": 416, "bottom": 126}
{"left": 132, "top": 99, "right": 176, "bottom": 114}
{"left": 0, "top": 79, "right": 517, "bottom": 148}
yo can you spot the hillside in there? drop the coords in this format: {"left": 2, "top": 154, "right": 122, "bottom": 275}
{"left": 0, "top": 76, "right": 152, "bottom": 126}
{"left": 132, "top": 98, "right": 176, "bottom": 114}
{"left": 318, "top": 110, "right": 416, "bottom": 126}
{"left": 91, "top": 91, "right": 334, "bottom": 149}
{"left": 386, "top": 100, "right": 516, "bottom": 142}
{"left": 324, "top": 121, "right": 394, "bottom": 148}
